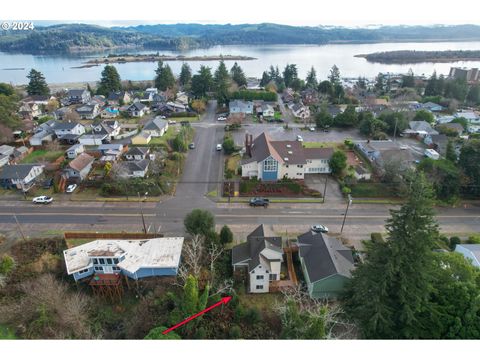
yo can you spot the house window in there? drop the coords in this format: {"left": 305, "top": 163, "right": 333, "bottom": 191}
{"left": 263, "top": 158, "right": 278, "bottom": 172}
{"left": 106, "top": 258, "right": 113, "bottom": 265}
{"left": 256, "top": 285, "right": 264, "bottom": 290}
{"left": 297, "top": 165, "right": 303, "bottom": 168}
{"left": 113, "top": 258, "right": 119, "bottom": 265}
{"left": 93, "top": 259, "right": 98, "bottom": 265}
{"left": 112, "top": 266, "right": 120, "bottom": 271}
{"left": 99, "top": 258, "right": 105, "bottom": 265}
{"left": 94, "top": 266, "right": 103, "bottom": 271}
{"left": 256, "top": 275, "right": 264, "bottom": 280}
{"left": 269, "top": 274, "right": 277, "bottom": 281}
{"left": 79, "top": 269, "right": 89, "bottom": 274}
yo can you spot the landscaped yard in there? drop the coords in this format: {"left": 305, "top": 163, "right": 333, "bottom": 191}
{"left": 350, "top": 182, "right": 401, "bottom": 198}
{"left": 225, "top": 153, "right": 241, "bottom": 178}
{"left": 302, "top": 141, "right": 345, "bottom": 150}
{"left": 147, "top": 126, "right": 179, "bottom": 146}
{"left": 20, "top": 150, "right": 64, "bottom": 164}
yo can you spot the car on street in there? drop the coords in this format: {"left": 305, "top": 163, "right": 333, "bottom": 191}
{"left": 216, "top": 144, "right": 222, "bottom": 151}
{"left": 66, "top": 184, "right": 78, "bottom": 193}
{"left": 249, "top": 197, "right": 270, "bottom": 207}
{"left": 189, "top": 142, "right": 195, "bottom": 149}
{"left": 309, "top": 127, "right": 316, "bottom": 132}
{"left": 168, "top": 119, "right": 177, "bottom": 125}
{"left": 217, "top": 116, "right": 227, "bottom": 121}
{"left": 32, "top": 196, "right": 53, "bottom": 204}
{"left": 296, "top": 135, "right": 304, "bottom": 142}
{"left": 311, "top": 224, "right": 329, "bottom": 233}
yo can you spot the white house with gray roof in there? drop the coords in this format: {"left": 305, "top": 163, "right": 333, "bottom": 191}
{"left": 0, "top": 164, "right": 44, "bottom": 190}
{"left": 67, "top": 89, "right": 91, "bottom": 104}
{"left": 143, "top": 117, "right": 169, "bottom": 137}
{"left": 232, "top": 224, "right": 284, "bottom": 293}
{"left": 229, "top": 100, "right": 253, "bottom": 114}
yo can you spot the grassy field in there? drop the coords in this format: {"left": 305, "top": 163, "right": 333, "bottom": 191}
{"left": 20, "top": 150, "right": 64, "bottom": 164}
{"left": 350, "top": 182, "right": 401, "bottom": 198}
{"left": 302, "top": 141, "right": 344, "bottom": 150}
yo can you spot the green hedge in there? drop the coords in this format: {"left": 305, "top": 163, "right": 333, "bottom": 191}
{"left": 230, "top": 90, "right": 277, "bottom": 101}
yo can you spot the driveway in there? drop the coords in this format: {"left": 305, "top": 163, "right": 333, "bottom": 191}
{"left": 304, "top": 174, "right": 344, "bottom": 205}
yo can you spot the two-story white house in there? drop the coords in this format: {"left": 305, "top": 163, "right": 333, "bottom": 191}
{"left": 241, "top": 133, "right": 333, "bottom": 181}
{"left": 0, "top": 164, "right": 44, "bottom": 190}
{"left": 232, "top": 224, "right": 284, "bottom": 293}
{"left": 229, "top": 100, "right": 253, "bottom": 114}
{"left": 142, "top": 117, "right": 168, "bottom": 137}
{"left": 53, "top": 122, "right": 86, "bottom": 138}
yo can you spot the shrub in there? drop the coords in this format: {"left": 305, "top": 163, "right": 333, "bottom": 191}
{"left": 467, "top": 235, "right": 480, "bottom": 244}
{"left": 229, "top": 325, "right": 242, "bottom": 339}
{"left": 243, "top": 307, "right": 261, "bottom": 324}
{"left": 0, "top": 255, "right": 15, "bottom": 276}
{"left": 222, "top": 137, "right": 235, "bottom": 155}
{"left": 342, "top": 186, "right": 351, "bottom": 195}
{"left": 370, "top": 233, "right": 384, "bottom": 244}
{"left": 220, "top": 225, "right": 234, "bottom": 245}
{"left": 449, "top": 236, "right": 461, "bottom": 250}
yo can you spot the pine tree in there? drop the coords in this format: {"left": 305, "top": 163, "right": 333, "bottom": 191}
{"left": 191, "top": 65, "right": 213, "bottom": 98}
{"left": 214, "top": 60, "right": 231, "bottom": 106}
{"left": 328, "top": 65, "right": 341, "bottom": 85}
{"left": 260, "top": 71, "right": 271, "bottom": 87}
{"left": 230, "top": 62, "right": 247, "bottom": 87}
{"left": 96, "top": 65, "right": 122, "bottom": 96}
{"left": 179, "top": 63, "right": 192, "bottom": 87}
{"left": 26, "top": 69, "right": 49, "bottom": 96}
{"left": 446, "top": 140, "right": 457, "bottom": 162}
{"left": 344, "top": 172, "right": 439, "bottom": 338}
{"left": 305, "top": 66, "right": 318, "bottom": 89}
{"left": 154, "top": 60, "right": 176, "bottom": 91}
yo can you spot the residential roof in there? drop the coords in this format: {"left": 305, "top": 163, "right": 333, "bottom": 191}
{"left": 67, "top": 144, "right": 83, "bottom": 152}
{"left": 121, "top": 160, "right": 150, "bottom": 174}
{"left": 303, "top": 147, "right": 334, "bottom": 160}
{"left": 126, "top": 147, "right": 149, "bottom": 156}
{"left": 133, "top": 131, "right": 151, "bottom": 140}
{"left": 68, "top": 89, "right": 88, "bottom": 97}
{"left": 68, "top": 153, "right": 94, "bottom": 172}
{"left": 438, "top": 122, "right": 464, "bottom": 133}
{"left": 250, "top": 133, "right": 283, "bottom": 163}
{"left": 231, "top": 224, "right": 283, "bottom": 272}
{"left": 63, "top": 237, "right": 184, "bottom": 274}
{"left": 297, "top": 231, "right": 354, "bottom": 283}
{"left": 143, "top": 117, "right": 168, "bottom": 131}
{"left": 409, "top": 121, "right": 438, "bottom": 135}
{"left": 429, "top": 134, "right": 448, "bottom": 145}
{"left": 0, "top": 164, "right": 42, "bottom": 180}
{"left": 54, "top": 121, "right": 82, "bottom": 131}
{"left": 129, "top": 102, "right": 147, "bottom": 111}
{"left": 0, "top": 145, "right": 14, "bottom": 155}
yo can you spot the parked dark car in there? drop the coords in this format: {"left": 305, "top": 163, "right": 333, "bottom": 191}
{"left": 42, "top": 178, "right": 54, "bottom": 189}
{"left": 180, "top": 120, "right": 190, "bottom": 126}
{"left": 188, "top": 142, "right": 195, "bottom": 149}
{"left": 249, "top": 197, "right": 270, "bottom": 207}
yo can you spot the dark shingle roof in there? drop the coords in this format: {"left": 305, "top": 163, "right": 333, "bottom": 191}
{"left": 121, "top": 160, "right": 150, "bottom": 174}
{"left": 143, "top": 117, "right": 167, "bottom": 131}
{"left": 68, "top": 89, "right": 88, "bottom": 97}
{"left": 231, "top": 224, "right": 282, "bottom": 271}
{"left": 126, "top": 147, "right": 149, "bottom": 156}
{"left": 0, "top": 164, "right": 41, "bottom": 180}
{"left": 54, "top": 122, "right": 82, "bottom": 131}
{"left": 303, "top": 147, "right": 334, "bottom": 160}
{"left": 297, "top": 231, "right": 354, "bottom": 283}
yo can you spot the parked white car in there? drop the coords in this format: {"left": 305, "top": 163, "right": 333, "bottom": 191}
{"left": 32, "top": 196, "right": 53, "bottom": 204}
{"left": 216, "top": 144, "right": 222, "bottom": 151}
{"left": 66, "top": 184, "right": 78, "bottom": 193}
{"left": 168, "top": 119, "right": 176, "bottom": 125}
{"left": 296, "top": 135, "right": 304, "bottom": 142}
{"left": 217, "top": 116, "right": 227, "bottom": 121}
{"left": 309, "top": 127, "right": 316, "bottom": 132}
{"left": 311, "top": 224, "right": 329, "bottom": 233}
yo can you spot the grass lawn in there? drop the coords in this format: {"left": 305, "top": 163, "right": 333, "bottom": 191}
{"left": 148, "top": 126, "right": 179, "bottom": 146}
{"left": 238, "top": 293, "right": 284, "bottom": 313}
{"left": 20, "top": 150, "right": 64, "bottom": 164}
{"left": 350, "top": 182, "right": 401, "bottom": 198}
{"left": 226, "top": 154, "right": 241, "bottom": 174}
{"left": 274, "top": 111, "right": 282, "bottom": 120}
{"left": 171, "top": 116, "right": 200, "bottom": 122}
{"left": 303, "top": 141, "right": 345, "bottom": 150}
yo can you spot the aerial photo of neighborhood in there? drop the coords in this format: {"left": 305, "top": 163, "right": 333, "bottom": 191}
{"left": 2, "top": 2, "right": 480, "bottom": 353}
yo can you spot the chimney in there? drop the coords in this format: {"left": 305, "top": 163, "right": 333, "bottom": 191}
{"left": 245, "top": 133, "right": 253, "bottom": 157}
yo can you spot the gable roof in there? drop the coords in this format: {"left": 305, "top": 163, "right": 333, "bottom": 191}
{"left": 120, "top": 160, "right": 150, "bottom": 174}
{"left": 68, "top": 89, "right": 88, "bottom": 97}
{"left": 0, "top": 164, "right": 42, "bottom": 180}
{"left": 129, "top": 102, "right": 147, "bottom": 111}
{"left": 409, "top": 121, "right": 438, "bottom": 135}
{"left": 144, "top": 117, "right": 167, "bottom": 131}
{"left": 68, "top": 153, "right": 94, "bottom": 172}
{"left": 126, "top": 147, "right": 149, "bottom": 156}
{"left": 54, "top": 121, "right": 82, "bottom": 131}
{"left": 297, "top": 231, "right": 354, "bottom": 283}
{"left": 231, "top": 224, "right": 283, "bottom": 271}
{"left": 250, "top": 133, "right": 283, "bottom": 163}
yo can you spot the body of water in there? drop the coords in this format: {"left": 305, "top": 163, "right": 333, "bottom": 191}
{"left": 2, "top": 42, "right": 480, "bottom": 85}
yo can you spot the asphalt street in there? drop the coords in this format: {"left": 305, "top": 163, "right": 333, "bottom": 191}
{"left": 0, "top": 100, "right": 479, "bottom": 248}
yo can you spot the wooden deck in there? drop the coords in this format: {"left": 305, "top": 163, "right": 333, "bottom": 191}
{"left": 270, "top": 242, "right": 299, "bottom": 292}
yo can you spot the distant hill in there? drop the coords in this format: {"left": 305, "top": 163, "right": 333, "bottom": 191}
{"left": 2, "top": 23, "right": 480, "bottom": 53}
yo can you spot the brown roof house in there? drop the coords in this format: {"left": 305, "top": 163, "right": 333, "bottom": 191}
{"left": 65, "top": 153, "right": 94, "bottom": 181}
{"left": 241, "top": 132, "right": 333, "bottom": 181}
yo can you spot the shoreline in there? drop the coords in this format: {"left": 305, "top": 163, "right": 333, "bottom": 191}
{"left": 79, "top": 54, "right": 257, "bottom": 68}
{"left": 356, "top": 49, "right": 480, "bottom": 64}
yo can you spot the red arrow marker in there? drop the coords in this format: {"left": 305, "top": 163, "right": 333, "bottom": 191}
{"left": 162, "top": 296, "right": 232, "bottom": 335}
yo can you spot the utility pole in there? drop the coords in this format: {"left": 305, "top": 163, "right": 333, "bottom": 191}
{"left": 322, "top": 175, "right": 328, "bottom": 204}
{"left": 340, "top": 194, "right": 352, "bottom": 235}
{"left": 138, "top": 191, "right": 148, "bottom": 234}
{"left": 13, "top": 214, "right": 26, "bottom": 241}
{"left": 393, "top": 116, "right": 398, "bottom": 142}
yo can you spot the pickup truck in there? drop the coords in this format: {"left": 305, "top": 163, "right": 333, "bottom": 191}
{"left": 249, "top": 197, "right": 270, "bottom": 207}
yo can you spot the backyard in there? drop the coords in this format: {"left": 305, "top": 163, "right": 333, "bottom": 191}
{"left": 20, "top": 150, "right": 64, "bottom": 164}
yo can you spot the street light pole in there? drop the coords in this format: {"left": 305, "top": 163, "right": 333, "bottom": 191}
{"left": 13, "top": 214, "right": 26, "bottom": 241}
{"left": 322, "top": 175, "right": 328, "bottom": 204}
{"left": 138, "top": 191, "right": 148, "bottom": 234}
{"left": 340, "top": 194, "right": 352, "bottom": 235}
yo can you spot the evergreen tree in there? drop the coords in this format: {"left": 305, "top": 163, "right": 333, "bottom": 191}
{"left": 219, "top": 225, "right": 233, "bottom": 245}
{"left": 214, "top": 60, "right": 231, "bottom": 105}
{"left": 191, "top": 65, "right": 213, "bottom": 98}
{"left": 305, "top": 66, "right": 318, "bottom": 89}
{"left": 318, "top": 80, "right": 333, "bottom": 95}
{"left": 230, "top": 62, "right": 247, "bottom": 87}
{"left": 283, "top": 64, "right": 298, "bottom": 88}
{"left": 154, "top": 60, "right": 176, "bottom": 91}
{"left": 401, "top": 69, "right": 415, "bottom": 88}
{"left": 329, "top": 150, "right": 347, "bottom": 176}
{"left": 459, "top": 139, "right": 480, "bottom": 197}
{"left": 374, "top": 73, "right": 386, "bottom": 94}
{"left": 26, "top": 69, "right": 49, "bottom": 96}
{"left": 467, "top": 84, "right": 480, "bottom": 105}
{"left": 260, "top": 71, "right": 271, "bottom": 87}
{"left": 328, "top": 65, "right": 341, "bottom": 85}
{"left": 425, "top": 71, "right": 439, "bottom": 96}
{"left": 184, "top": 209, "right": 215, "bottom": 237}
{"left": 446, "top": 140, "right": 457, "bottom": 163}
{"left": 179, "top": 63, "right": 192, "bottom": 87}
{"left": 344, "top": 172, "right": 439, "bottom": 338}
{"left": 96, "top": 65, "right": 122, "bottom": 96}
{"left": 315, "top": 104, "right": 334, "bottom": 129}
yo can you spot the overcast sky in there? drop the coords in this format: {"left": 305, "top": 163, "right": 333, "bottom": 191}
{"left": 3, "top": 0, "right": 480, "bottom": 27}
